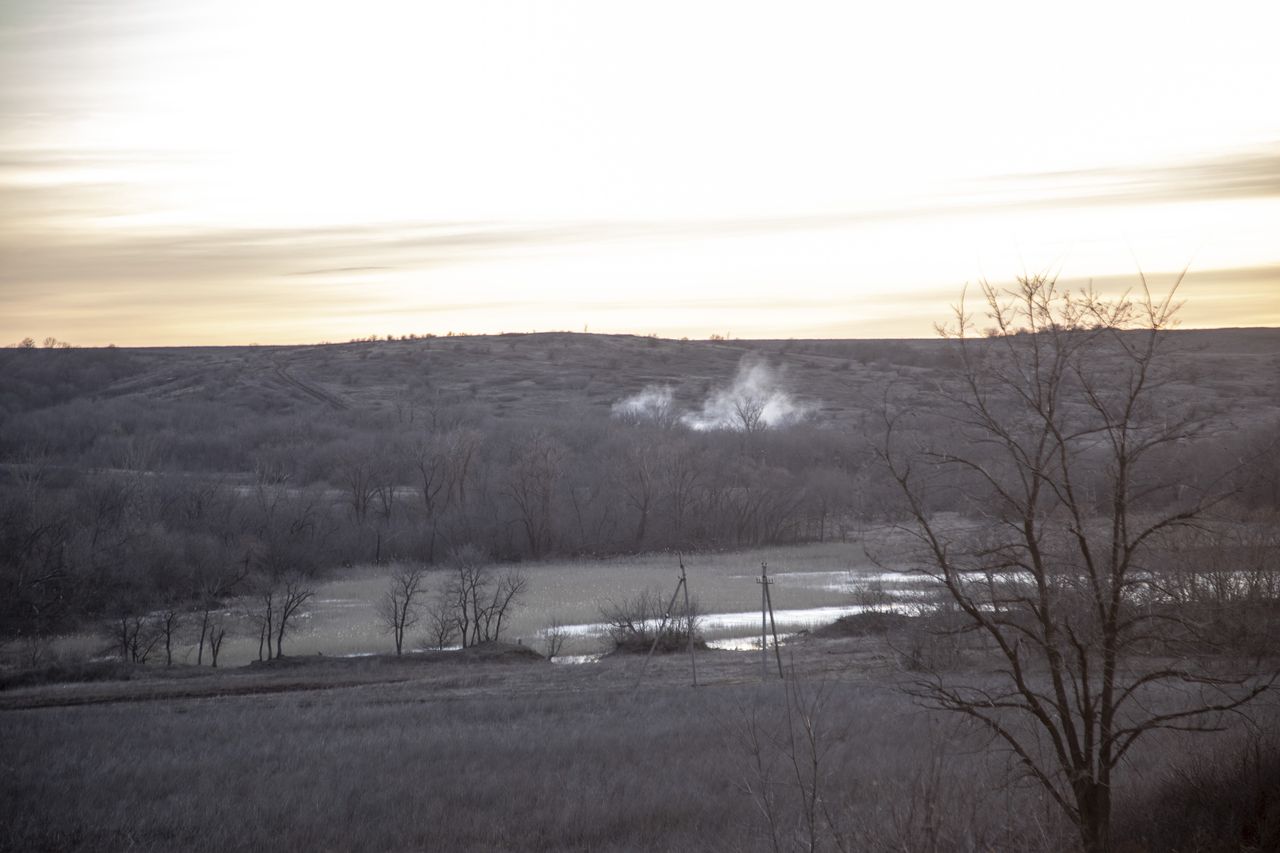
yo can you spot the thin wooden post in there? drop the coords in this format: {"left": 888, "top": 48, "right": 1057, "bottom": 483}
{"left": 764, "top": 572, "right": 784, "bottom": 679}
{"left": 756, "top": 562, "right": 773, "bottom": 681}
{"left": 679, "top": 554, "right": 697, "bottom": 687}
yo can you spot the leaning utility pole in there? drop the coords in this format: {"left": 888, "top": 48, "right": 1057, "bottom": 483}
{"left": 679, "top": 554, "right": 697, "bottom": 687}
{"left": 757, "top": 561, "right": 784, "bottom": 680}
{"left": 636, "top": 554, "right": 699, "bottom": 689}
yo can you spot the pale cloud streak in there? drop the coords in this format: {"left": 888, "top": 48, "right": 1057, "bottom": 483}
{"left": 2, "top": 1, "right": 1279, "bottom": 345}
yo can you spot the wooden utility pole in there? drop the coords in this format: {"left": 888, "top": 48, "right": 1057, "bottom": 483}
{"left": 757, "top": 561, "right": 784, "bottom": 680}
{"left": 758, "top": 563, "right": 771, "bottom": 680}
{"left": 679, "top": 554, "right": 697, "bottom": 687}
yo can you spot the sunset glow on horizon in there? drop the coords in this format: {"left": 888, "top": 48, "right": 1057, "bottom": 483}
{"left": 3, "top": 0, "right": 1279, "bottom": 346}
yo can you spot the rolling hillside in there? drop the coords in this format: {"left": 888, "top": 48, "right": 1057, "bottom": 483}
{"left": 6, "top": 328, "right": 1279, "bottom": 431}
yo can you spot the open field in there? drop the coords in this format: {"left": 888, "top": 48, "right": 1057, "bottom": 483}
{"left": 3, "top": 634, "right": 1277, "bottom": 852}
{"left": 0, "top": 640, "right": 1009, "bottom": 852}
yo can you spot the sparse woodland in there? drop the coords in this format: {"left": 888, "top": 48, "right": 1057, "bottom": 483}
{"left": 2, "top": 305, "right": 1279, "bottom": 852}
{"left": 2, "top": 326, "right": 1276, "bottom": 646}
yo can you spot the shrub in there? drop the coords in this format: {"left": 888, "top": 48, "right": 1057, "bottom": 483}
{"left": 599, "top": 587, "right": 702, "bottom": 654}
{"left": 1112, "top": 732, "right": 1280, "bottom": 852}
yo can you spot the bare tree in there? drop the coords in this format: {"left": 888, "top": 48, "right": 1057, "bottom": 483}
{"left": 734, "top": 673, "right": 852, "bottom": 853}
{"left": 542, "top": 618, "right": 568, "bottom": 659}
{"left": 477, "top": 568, "right": 527, "bottom": 645}
{"left": 444, "top": 427, "right": 483, "bottom": 509}
{"left": 206, "top": 614, "right": 229, "bottom": 667}
{"left": 113, "top": 614, "right": 161, "bottom": 663}
{"left": 659, "top": 438, "right": 706, "bottom": 544}
{"left": 257, "top": 588, "right": 275, "bottom": 661}
{"left": 411, "top": 435, "right": 451, "bottom": 561}
{"left": 196, "top": 558, "right": 249, "bottom": 666}
{"left": 379, "top": 564, "right": 425, "bottom": 655}
{"left": 373, "top": 468, "right": 399, "bottom": 524}
{"left": 338, "top": 453, "right": 377, "bottom": 526}
{"left": 274, "top": 576, "right": 314, "bottom": 658}
{"left": 803, "top": 467, "right": 851, "bottom": 543}
{"left": 158, "top": 608, "right": 182, "bottom": 666}
{"left": 733, "top": 393, "right": 767, "bottom": 434}
{"left": 442, "top": 545, "right": 482, "bottom": 646}
{"left": 441, "top": 545, "right": 527, "bottom": 647}
{"left": 502, "top": 432, "right": 565, "bottom": 558}
{"left": 881, "top": 274, "right": 1275, "bottom": 852}
{"left": 424, "top": 595, "right": 460, "bottom": 649}
{"left": 615, "top": 439, "right": 659, "bottom": 548}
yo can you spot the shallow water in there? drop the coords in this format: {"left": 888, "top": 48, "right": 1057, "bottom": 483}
{"left": 29, "top": 544, "right": 942, "bottom": 667}
{"left": 550, "top": 602, "right": 916, "bottom": 643}
{"left": 550, "top": 653, "right": 605, "bottom": 665}
{"left": 729, "top": 569, "right": 932, "bottom": 592}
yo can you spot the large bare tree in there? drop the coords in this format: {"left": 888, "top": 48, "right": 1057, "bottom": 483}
{"left": 882, "top": 275, "right": 1275, "bottom": 852}
{"left": 273, "top": 575, "right": 314, "bottom": 658}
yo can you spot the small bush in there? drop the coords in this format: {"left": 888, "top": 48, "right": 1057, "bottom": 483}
{"left": 814, "top": 610, "right": 911, "bottom": 638}
{"left": 599, "top": 588, "right": 703, "bottom": 654}
{"left": 0, "top": 659, "right": 144, "bottom": 690}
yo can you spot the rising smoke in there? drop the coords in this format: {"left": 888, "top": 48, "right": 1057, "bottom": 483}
{"left": 611, "top": 356, "right": 814, "bottom": 431}
{"left": 610, "top": 384, "right": 678, "bottom": 427}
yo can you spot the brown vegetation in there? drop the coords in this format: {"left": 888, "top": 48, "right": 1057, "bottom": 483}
{"left": 1, "top": 639, "right": 1275, "bottom": 852}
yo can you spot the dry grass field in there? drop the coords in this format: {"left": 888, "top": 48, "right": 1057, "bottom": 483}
{"left": 62, "top": 328, "right": 1280, "bottom": 430}
{"left": 3, "top": 633, "right": 1276, "bottom": 853}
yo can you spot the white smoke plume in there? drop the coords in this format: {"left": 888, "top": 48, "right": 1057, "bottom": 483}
{"left": 680, "top": 357, "right": 813, "bottom": 432}
{"left": 611, "top": 384, "right": 678, "bottom": 427}
{"left": 611, "top": 357, "right": 814, "bottom": 432}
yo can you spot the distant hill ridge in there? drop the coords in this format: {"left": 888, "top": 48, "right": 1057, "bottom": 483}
{"left": 2, "top": 328, "right": 1279, "bottom": 428}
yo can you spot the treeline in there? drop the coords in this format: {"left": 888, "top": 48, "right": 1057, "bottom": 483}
{"left": 0, "top": 408, "right": 876, "bottom": 639}
{"left": 0, "top": 345, "right": 141, "bottom": 418}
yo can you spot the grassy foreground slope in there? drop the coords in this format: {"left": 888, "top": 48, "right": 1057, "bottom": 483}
{"left": 3, "top": 636, "right": 1277, "bottom": 853}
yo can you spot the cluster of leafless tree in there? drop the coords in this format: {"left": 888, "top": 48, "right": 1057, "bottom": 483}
{"left": 377, "top": 546, "right": 527, "bottom": 654}
{"left": 0, "top": 398, "right": 874, "bottom": 650}
{"left": 0, "top": 460, "right": 333, "bottom": 664}
{"left": 300, "top": 417, "right": 874, "bottom": 566}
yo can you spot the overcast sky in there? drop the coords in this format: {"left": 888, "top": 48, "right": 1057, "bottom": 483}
{"left": 3, "top": 0, "right": 1278, "bottom": 345}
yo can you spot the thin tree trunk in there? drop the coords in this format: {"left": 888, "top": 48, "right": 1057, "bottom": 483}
{"left": 197, "top": 609, "right": 209, "bottom": 666}
{"left": 210, "top": 628, "right": 224, "bottom": 667}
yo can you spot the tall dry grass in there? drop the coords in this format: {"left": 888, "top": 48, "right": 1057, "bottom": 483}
{"left": 3, "top": 649, "right": 1274, "bottom": 852}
